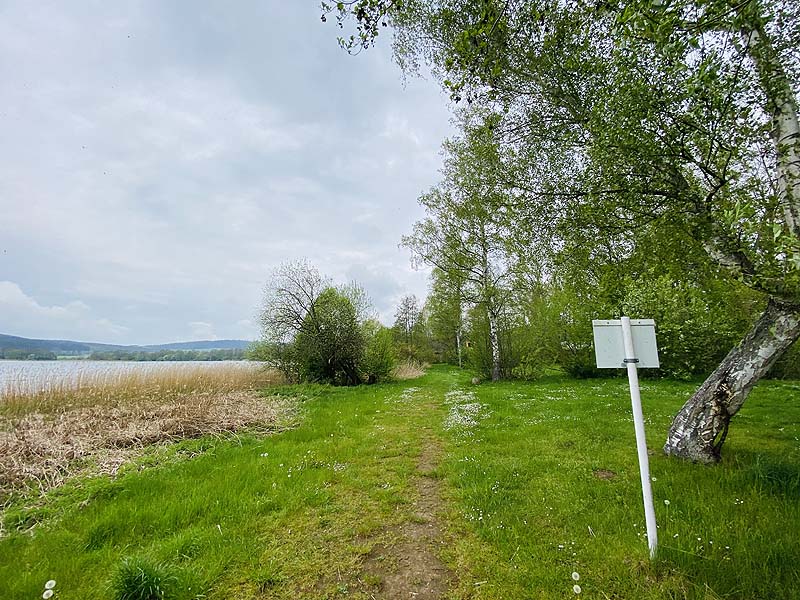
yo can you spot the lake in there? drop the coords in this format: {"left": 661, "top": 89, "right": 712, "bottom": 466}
{"left": 0, "top": 360, "right": 259, "bottom": 395}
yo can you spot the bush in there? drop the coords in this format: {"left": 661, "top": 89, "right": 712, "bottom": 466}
{"left": 258, "top": 262, "right": 381, "bottom": 386}
{"left": 293, "top": 287, "right": 365, "bottom": 385}
{"left": 362, "top": 321, "right": 395, "bottom": 382}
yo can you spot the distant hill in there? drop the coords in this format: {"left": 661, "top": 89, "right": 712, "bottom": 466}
{"left": 143, "top": 340, "right": 252, "bottom": 351}
{"left": 0, "top": 334, "right": 252, "bottom": 356}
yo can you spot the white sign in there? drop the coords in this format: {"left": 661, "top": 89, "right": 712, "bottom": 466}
{"left": 592, "top": 319, "right": 659, "bottom": 368}
{"left": 592, "top": 317, "right": 659, "bottom": 559}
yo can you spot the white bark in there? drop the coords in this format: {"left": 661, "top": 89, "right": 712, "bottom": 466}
{"left": 742, "top": 26, "right": 800, "bottom": 235}
{"left": 664, "top": 299, "right": 800, "bottom": 462}
{"left": 456, "top": 327, "right": 463, "bottom": 368}
{"left": 487, "top": 306, "right": 501, "bottom": 382}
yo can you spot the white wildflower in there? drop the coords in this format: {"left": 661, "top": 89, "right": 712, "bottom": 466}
{"left": 664, "top": 499, "right": 670, "bottom": 506}
{"left": 573, "top": 584, "right": 582, "bottom": 594}
{"left": 572, "top": 572, "right": 580, "bottom": 581}
{"left": 45, "top": 581, "right": 56, "bottom": 590}
{"left": 43, "top": 591, "right": 53, "bottom": 600}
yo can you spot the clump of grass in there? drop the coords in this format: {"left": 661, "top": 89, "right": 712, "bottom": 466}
{"left": 1, "top": 363, "right": 283, "bottom": 417}
{"left": 253, "top": 562, "right": 285, "bottom": 592}
{"left": 111, "top": 557, "right": 178, "bottom": 600}
{"left": 391, "top": 360, "right": 427, "bottom": 380}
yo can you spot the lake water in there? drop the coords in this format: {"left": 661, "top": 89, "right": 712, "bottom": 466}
{"left": 0, "top": 360, "right": 258, "bottom": 395}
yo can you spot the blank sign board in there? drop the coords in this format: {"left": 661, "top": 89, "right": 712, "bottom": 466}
{"left": 592, "top": 319, "right": 660, "bottom": 368}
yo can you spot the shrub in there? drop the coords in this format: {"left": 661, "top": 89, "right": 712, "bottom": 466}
{"left": 258, "top": 262, "right": 373, "bottom": 385}
{"left": 361, "top": 320, "right": 395, "bottom": 382}
{"left": 622, "top": 275, "right": 757, "bottom": 379}
{"left": 294, "top": 287, "right": 365, "bottom": 385}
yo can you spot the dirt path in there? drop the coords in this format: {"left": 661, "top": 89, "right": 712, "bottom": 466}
{"left": 360, "top": 425, "right": 452, "bottom": 599}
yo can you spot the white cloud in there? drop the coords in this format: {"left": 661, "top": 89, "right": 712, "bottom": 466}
{"left": 0, "top": 1, "right": 453, "bottom": 344}
{"left": 0, "top": 281, "right": 129, "bottom": 341}
{"left": 188, "top": 321, "right": 217, "bottom": 340}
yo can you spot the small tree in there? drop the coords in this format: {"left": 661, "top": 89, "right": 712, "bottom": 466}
{"left": 392, "top": 294, "right": 421, "bottom": 346}
{"left": 295, "top": 287, "right": 365, "bottom": 385}
{"left": 259, "top": 261, "right": 371, "bottom": 385}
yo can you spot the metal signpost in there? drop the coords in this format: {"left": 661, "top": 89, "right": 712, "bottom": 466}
{"left": 592, "top": 317, "right": 660, "bottom": 559}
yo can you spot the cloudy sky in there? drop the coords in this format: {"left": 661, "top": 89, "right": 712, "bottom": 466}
{"left": 0, "top": 1, "right": 454, "bottom": 345}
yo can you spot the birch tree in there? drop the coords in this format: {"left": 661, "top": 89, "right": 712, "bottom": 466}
{"left": 324, "top": 0, "right": 800, "bottom": 462}
{"left": 425, "top": 267, "right": 466, "bottom": 367}
{"left": 402, "top": 128, "right": 515, "bottom": 381}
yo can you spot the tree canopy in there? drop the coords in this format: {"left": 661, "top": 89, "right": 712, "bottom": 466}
{"left": 324, "top": 0, "right": 800, "bottom": 461}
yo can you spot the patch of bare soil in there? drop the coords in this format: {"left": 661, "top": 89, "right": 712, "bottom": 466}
{"left": 593, "top": 468, "right": 617, "bottom": 480}
{"left": 0, "top": 391, "right": 298, "bottom": 509}
{"left": 360, "top": 435, "right": 453, "bottom": 599}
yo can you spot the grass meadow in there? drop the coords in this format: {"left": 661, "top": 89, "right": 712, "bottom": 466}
{"left": 1, "top": 366, "right": 798, "bottom": 599}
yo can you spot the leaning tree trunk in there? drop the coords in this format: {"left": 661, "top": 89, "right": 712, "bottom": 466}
{"left": 664, "top": 298, "right": 800, "bottom": 463}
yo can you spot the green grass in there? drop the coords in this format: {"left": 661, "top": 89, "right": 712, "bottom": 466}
{"left": 1, "top": 366, "right": 798, "bottom": 599}
{"left": 438, "top": 375, "right": 800, "bottom": 599}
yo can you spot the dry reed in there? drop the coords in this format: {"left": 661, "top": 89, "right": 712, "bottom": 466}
{"left": 1, "top": 363, "right": 282, "bottom": 416}
{"left": 0, "top": 363, "right": 290, "bottom": 511}
{"left": 391, "top": 360, "right": 427, "bottom": 380}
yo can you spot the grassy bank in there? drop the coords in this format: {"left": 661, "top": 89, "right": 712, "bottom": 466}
{"left": 1, "top": 367, "right": 798, "bottom": 599}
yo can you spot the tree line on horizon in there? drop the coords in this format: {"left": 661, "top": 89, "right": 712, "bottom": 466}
{"left": 0, "top": 348, "right": 248, "bottom": 361}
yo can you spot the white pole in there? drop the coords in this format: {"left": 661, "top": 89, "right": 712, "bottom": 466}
{"left": 620, "top": 316, "right": 658, "bottom": 559}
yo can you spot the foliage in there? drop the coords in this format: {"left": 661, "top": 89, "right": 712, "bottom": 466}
{"left": 0, "top": 349, "right": 56, "bottom": 360}
{"left": 294, "top": 287, "right": 365, "bottom": 385}
{"left": 391, "top": 294, "right": 421, "bottom": 346}
{"left": 424, "top": 268, "right": 465, "bottom": 365}
{"left": 769, "top": 341, "right": 800, "bottom": 379}
{"left": 622, "top": 274, "right": 760, "bottom": 378}
{"left": 258, "top": 261, "right": 382, "bottom": 385}
{"left": 508, "top": 286, "right": 569, "bottom": 380}
{"left": 361, "top": 320, "right": 396, "bottom": 382}
{"left": 87, "top": 349, "right": 246, "bottom": 361}
{"left": 244, "top": 340, "right": 273, "bottom": 362}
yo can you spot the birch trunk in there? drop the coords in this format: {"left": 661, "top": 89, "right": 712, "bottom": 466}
{"left": 456, "top": 327, "right": 463, "bottom": 368}
{"left": 487, "top": 308, "right": 501, "bottom": 382}
{"left": 742, "top": 24, "right": 800, "bottom": 236}
{"left": 664, "top": 299, "right": 800, "bottom": 462}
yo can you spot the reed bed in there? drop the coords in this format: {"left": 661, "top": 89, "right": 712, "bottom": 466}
{"left": 391, "top": 359, "right": 428, "bottom": 380}
{"left": 0, "top": 363, "right": 290, "bottom": 510}
{"left": 0, "top": 362, "right": 282, "bottom": 416}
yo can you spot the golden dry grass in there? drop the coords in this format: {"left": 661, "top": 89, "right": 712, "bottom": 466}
{"left": 0, "top": 363, "right": 290, "bottom": 508}
{"left": 0, "top": 362, "right": 282, "bottom": 416}
{"left": 391, "top": 360, "right": 428, "bottom": 380}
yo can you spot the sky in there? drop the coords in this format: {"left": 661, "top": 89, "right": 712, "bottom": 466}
{"left": 0, "top": 1, "right": 454, "bottom": 345}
